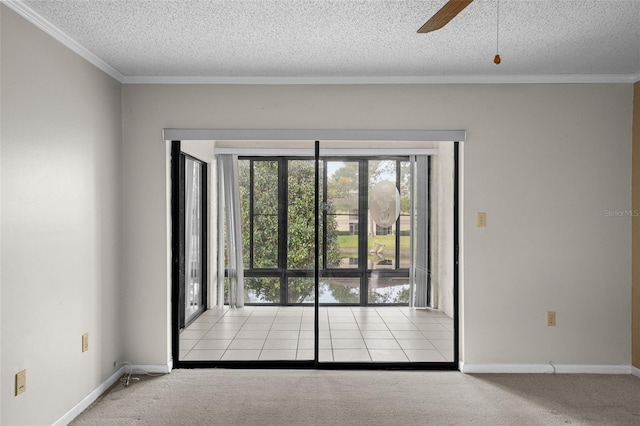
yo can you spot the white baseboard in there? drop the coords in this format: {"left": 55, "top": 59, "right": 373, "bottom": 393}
{"left": 53, "top": 367, "right": 126, "bottom": 426}
{"left": 632, "top": 366, "right": 640, "bottom": 378}
{"left": 53, "top": 363, "right": 172, "bottom": 425}
{"left": 130, "top": 363, "right": 173, "bottom": 374}
{"left": 460, "top": 362, "right": 632, "bottom": 375}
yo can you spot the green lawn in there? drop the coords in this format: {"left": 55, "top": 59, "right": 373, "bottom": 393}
{"left": 337, "top": 234, "right": 410, "bottom": 250}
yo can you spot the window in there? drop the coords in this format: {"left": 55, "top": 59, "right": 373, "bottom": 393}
{"left": 375, "top": 224, "right": 392, "bottom": 235}
{"left": 233, "top": 156, "right": 424, "bottom": 305}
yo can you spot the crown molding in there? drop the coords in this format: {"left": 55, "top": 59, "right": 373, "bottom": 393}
{"left": 2, "top": 0, "right": 124, "bottom": 82}
{"left": 123, "top": 74, "right": 639, "bottom": 85}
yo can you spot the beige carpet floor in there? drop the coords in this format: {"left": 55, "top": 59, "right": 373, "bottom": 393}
{"left": 71, "top": 370, "right": 640, "bottom": 425}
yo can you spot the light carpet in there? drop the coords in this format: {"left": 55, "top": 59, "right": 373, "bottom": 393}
{"left": 71, "top": 369, "right": 640, "bottom": 425}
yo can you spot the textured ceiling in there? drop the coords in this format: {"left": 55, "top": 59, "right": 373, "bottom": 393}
{"left": 16, "top": 0, "right": 640, "bottom": 80}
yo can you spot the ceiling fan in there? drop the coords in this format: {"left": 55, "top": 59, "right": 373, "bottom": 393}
{"left": 417, "top": 0, "right": 474, "bottom": 33}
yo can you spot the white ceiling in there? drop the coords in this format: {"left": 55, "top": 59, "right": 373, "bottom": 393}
{"left": 9, "top": 0, "right": 640, "bottom": 83}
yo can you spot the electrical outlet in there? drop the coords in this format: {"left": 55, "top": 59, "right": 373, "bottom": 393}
{"left": 546, "top": 311, "right": 556, "bottom": 327}
{"left": 477, "top": 212, "right": 487, "bottom": 227}
{"left": 82, "top": 333, "right": 89, "bottom": 352}
{"left": 15, "top": 370, "right": 26, "bottom": 396}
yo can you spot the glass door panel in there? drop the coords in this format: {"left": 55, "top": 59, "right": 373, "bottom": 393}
{"left": 250, "top": 160, "right": 279, "bottom": 269}
{"left": 239, "top": 159, "right": 281, "bottom": 305}
{"left": 368, "top": 160, "right": 397, "bottom": 270}
{"left": 201, "top": 141, "right": 316, "bottom": 362}
{"left": 182, "top": 155, "right": 206, "bottom": 327}
{"left": 325, "top": 161, "right": 359, "bottom": 269}
{"left": 287, "top": 160, "right": 316, "bottom": 272}
{"left": 398, "top": 160, "right": 412, "bottom": 268}
{"left": 316, "top": 141, "right": 456, "bottom": 364}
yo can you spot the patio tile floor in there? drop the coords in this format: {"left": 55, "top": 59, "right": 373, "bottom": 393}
{"left": 179, "top": 306, "right": 453, "bottom": 362}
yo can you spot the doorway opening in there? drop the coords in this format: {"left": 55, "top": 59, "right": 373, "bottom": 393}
{"left": 171, "top": 136, "right": 460, "bottom": 369}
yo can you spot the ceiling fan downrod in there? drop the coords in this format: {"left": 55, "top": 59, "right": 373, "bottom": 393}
{"left": 494, "top": 0, "right": 501, "bottom": 64}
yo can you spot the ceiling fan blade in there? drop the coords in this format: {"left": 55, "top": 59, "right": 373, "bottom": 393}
{"left": 417, "top": 0, "right": 474, "bottom": 33}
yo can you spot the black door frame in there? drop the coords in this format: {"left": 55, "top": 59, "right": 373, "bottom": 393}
{"left": 170, "top": 140, "right": 460, "bottom": 370}
{"left": 171, "top": 142, "right": 210, "bottom": 360}
{"left": 178, "top": 152, "right": 208, "bottom": 328}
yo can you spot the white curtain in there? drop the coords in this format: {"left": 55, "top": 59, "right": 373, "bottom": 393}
{"left": 413, "top": 155, "right": 430, "bottom": 308}
{"left": 217, "top": 154, "right": 244, "bottom": 308}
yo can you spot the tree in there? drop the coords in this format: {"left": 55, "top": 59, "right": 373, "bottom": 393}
{"left": 327, "top": 162, "right": 358, "bottom": 200}
{"left": 235, "top": 159, "right": 341, "bottom": 303}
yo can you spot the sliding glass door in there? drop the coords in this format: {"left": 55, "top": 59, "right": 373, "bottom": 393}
{"left": 178, "top": 154, "right": 207, "bottom": 329}
{"left": 174, "top": 139, "right": 457, "bottom": 367}
{"left": 319, "top": 158, "right": 413, "bottom": 305}
{"left": 316, "top": 143, "right": 454, "bottom": 363}
{"left": 234, "top": 157, "right": 319, "bottom": 305}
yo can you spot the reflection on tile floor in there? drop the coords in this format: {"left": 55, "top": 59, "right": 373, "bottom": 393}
{"left": 179, "top": 306, "right": 454, "bottom": 362}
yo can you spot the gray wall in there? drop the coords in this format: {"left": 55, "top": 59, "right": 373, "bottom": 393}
{"left": 1, "top": 6, "right": 123, "bottom": 425}
{"left": 122, "top": 83, "right": 632, "bottom": 369}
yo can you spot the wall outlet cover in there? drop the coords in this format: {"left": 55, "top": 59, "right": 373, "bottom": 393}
{"left": 15, "top": 370, "right": 26, "bottom": 396}
{"left": 477, "top": 212, "right": 487, "bottom": 227}
{"left": 82, "top": 333, "right": 89, "bottom": 352}
{"left": 546, "top": 311, "right": 557, "bottom": 327}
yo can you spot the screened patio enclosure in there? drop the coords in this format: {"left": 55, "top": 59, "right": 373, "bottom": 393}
{"left": 170, "top": 133, "right": 460, "bottom": 367}
{"left": 234, "top": 156, "right": 417, "bottom": 306}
